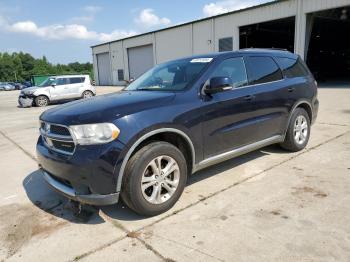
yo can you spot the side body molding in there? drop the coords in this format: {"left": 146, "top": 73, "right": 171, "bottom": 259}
{"left": 116, "top": 128, "right": 196, "bottom": 192}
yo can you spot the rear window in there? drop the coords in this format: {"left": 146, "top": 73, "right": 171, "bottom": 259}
{"left": 276, "top": 57, "right": 309, "bottom": 78}
{"left": 246, "top": 56, "right": 283, "bottom": 85}
{"left": 69, "top": 77, "right": 85, "bottom": 84}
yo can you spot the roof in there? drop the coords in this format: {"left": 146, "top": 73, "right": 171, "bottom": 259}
{"left": 50, "top": 74, "right": 89, "bottom": 78}
{"left": 91, "top": 0, "right": 285, "bottom": 48}
{"left": 238, "top": 48, "right": 296, "bottom": 56}
{"left": 154, "top": 49, "right": 296, "bottom": 64}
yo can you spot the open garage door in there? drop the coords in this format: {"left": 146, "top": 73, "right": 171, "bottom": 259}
{"left": 96, "top": 52, "right": 112, "bottom": 86}
{"left": 128, "top": 45, "right": 154, "bottom": 80}
{"left": 239, "top": 17, "right": 295, "bottom": 52}
{"left": 306, "top": 6, "right": 350, "bottom": 83}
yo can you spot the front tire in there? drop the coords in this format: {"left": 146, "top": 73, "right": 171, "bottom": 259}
{"left": 121, "top": 142, "right": 187, "bottom": 216}
{"left": 35, "top": 95, "right": 49, "bottom": 107}
{"left": 280, "top": 108, "right": 310, "bottom": 152}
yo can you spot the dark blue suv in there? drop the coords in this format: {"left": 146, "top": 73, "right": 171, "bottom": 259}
{"left": 37, "top": 49, "right": 319, "bottom": 216}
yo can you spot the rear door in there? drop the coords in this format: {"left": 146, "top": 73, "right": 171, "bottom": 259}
{"left": 67, "top": 77, "right": 84, "bottom": 98}
{"left": 244, "top": 56, "right": 289, "bottom": 141}
{"left": 275, "top": 56, "right": 311, "bottom": 106}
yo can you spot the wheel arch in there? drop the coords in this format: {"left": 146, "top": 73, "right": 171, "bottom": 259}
{"left": 116, "top": 128, "right": 195, "bottom": 193}
{"left": 284, "top": 100, "right": 312, "bottom": 136}
{"left": 34, "top": 94, "right": 50, "bottom": 106}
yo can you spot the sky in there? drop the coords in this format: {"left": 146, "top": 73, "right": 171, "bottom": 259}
{"left": 0, "top": 0, "right": 272, "bottom": 64}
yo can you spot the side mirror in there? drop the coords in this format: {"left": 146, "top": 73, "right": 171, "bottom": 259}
{"left": 126, "top": 78, "right": 134, "bottom": 86}
{"left": 51, "top": 83, "right": 56, "bottom": 87}
{"left": 204, "top": 76, "right": 233, "bottom": 94}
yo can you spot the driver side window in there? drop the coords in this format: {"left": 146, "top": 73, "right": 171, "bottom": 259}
{"left": 56, "top": 78, "right": 68, "bottom": 86}
{"left": 211, "top": 57, "right": 248, "bottom": 88}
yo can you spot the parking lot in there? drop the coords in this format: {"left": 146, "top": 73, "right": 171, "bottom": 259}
{"left": 0, "top": 86, "right": 349, "bottom": 261}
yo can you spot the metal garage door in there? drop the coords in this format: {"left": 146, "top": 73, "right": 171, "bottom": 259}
{"left": 97, "top": 52, "right": 111, "bottom": 85}
{"left": 128, "top": 45, "right": 154, "bottom": 79}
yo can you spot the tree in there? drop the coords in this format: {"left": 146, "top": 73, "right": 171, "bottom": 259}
{"left": 0, "top": 52, "right": 94, "bottom": 82}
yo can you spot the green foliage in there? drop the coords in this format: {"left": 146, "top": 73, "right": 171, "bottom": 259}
{"left": 0, "top": 52, "right": 93, "bottom": 82}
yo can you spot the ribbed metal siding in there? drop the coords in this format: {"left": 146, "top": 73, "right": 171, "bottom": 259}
{"left": 97, "top": 52, "right": 111, "bottom": 86}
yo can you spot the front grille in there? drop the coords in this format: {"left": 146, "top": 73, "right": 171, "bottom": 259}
{"left": 51, "top": 140, "right": 75, "bottom": 153}
{"left": 50, "top": 125, "right": 71, "bottom": 136}
{"left": 40, "top": 122, "right": 75, "bottom": 155}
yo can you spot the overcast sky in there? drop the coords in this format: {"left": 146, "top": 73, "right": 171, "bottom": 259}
{"left": 0, "top": 0, "right": 271, "bottom": 64}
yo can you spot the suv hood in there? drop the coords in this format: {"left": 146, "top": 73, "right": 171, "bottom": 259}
{"left": 40, "top": 90, "right": 176, "bottom": 125}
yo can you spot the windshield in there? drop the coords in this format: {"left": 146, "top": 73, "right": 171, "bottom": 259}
{"left": 39, "top": 78, "right": 56, "bottom": 87}
{"left": 125, "top": 58, "right": 212, "bottom": 91}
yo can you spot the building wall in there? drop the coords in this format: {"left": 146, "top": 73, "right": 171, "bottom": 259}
{"left": 109, "top": 41, "right": 123, "bottom": 85}
{"left": 155, "top": 24, "right": 192, "bottom": 63}
{"left": 192, "top": 20, "right": 214, "bottom": 54}
{"left": 122, "top": 34, "right": 153, "bottom": 82}
{"left": 92, "top": 0, "right": 350, "bottom": 84}
{"left": 92, "top": 44, "right": 110, "bottom": 85}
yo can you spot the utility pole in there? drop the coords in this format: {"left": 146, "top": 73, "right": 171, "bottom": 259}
{"left": 14, "top": 71, "right": 17, "bottom": 81}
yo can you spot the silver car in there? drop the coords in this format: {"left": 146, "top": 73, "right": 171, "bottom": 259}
{"left": 0, "top": 83, "right": 16, "bottom": 91}
{"left": 18, "top": 75, "right": 96, "bottom": 107}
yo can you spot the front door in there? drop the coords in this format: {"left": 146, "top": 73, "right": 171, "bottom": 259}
{"left": 201, "top": 56, "right": 258, "bottom": 159}
{"left": 50, "top": 78, "right": 69, "bottom": 100}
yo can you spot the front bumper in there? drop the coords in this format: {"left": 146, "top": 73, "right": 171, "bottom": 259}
{"left": 43, "top": 170, "right": 119, "bottom": 205}
{"left": 37, "top": 135, "right": 126, "bottom": 205}
{"left": 18, "top": 96, "right": 34, "bottom": 107}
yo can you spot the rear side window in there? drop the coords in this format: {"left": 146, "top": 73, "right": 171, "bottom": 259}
{"left": 211, "top": 57, "right": 248, "bottom": 88}
{"left": 276, "top": 57, "right": 309, "bottom": 78}
{"left": 69, "top": 77, "right": 85, "bottom": 84}
{"left": 246, "top": 56, "right": 283, "bottom": 85}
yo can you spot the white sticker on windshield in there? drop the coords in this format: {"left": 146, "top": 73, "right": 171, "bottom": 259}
{"left": 190, "top": 58, "right": 213, "bottom": 63}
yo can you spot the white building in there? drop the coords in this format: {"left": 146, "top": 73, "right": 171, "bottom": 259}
{"left": 91, "top": 0, "right": 350, "bottom": 85}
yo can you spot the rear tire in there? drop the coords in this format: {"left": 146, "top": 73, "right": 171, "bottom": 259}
{"left": 35, "top": 95, "right": 49, "bottom": 107}
{"left": 121, "top": 141, "right": 187, "bottom": 216}
{"left": 280, "top": 108, "right": 310, "bottom": 152}
{"left": 82, "top": 90, "right": 93, "bottom": 99}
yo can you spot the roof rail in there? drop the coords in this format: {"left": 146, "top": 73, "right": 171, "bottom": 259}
{"left": 239, "top": 48, "right": 289, "bottom": 52}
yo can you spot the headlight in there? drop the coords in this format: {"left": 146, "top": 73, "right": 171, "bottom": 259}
{"left": 69, "top": 123, "right": 120, "bottom": 145}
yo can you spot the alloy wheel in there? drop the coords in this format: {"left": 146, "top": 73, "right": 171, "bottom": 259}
{"left": 294, "top": 115, "right": 308, "bottom": 145}
{"left": 83, "top": 91, "right": 93, "bottom": 98}
{"left": 141, "top": 155, "right": 180, "bottom": 204}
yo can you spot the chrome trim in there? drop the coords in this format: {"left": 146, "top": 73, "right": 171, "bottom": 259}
{"left": 40, "top": 129, "right": 73, "bottom": 141}
{"left": 201, "top": 77, "right": 285, "bottom": 94}
{"left": 39, "top": 121, "right": 76, "bottom": 156}
{"left": 193, "top": 135, "right": 284, "bottom": 172}
{"left": 116, "top": 128, "right": 196, "bottom": 192}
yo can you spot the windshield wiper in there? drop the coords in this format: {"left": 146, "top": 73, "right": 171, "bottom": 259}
{"left": 136, "top": 86, "right": 160, "bottom": 91}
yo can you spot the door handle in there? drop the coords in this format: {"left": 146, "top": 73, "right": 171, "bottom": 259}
{"left": 288, "top": 87, "right": 295, "bottom": 92}
{"left": 243, "top": 95, "right": 255, "bottom": 101}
